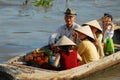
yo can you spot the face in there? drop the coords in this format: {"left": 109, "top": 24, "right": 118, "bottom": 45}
{"left": 106, "top": 17, "right": 112, "bottom": 25}
{"left": 64, "top": 15, "right": 76, "bottom": 29}
{"left": 90, "top": 26, "right": 98, "bottom": 33}
{"left": 77, "top": 31, "right": 86, "bottom": 40}
{"left": 103, "top": 17, "right": 112, "bottom": 26}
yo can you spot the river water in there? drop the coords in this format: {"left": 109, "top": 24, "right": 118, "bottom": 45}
{"left": 0, "top": 0, "right": 120, "bottom": 79}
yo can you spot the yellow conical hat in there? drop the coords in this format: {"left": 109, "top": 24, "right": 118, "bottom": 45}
{"left": 75, "top": 26, "right": 95, "bottom": 40}
{"left": 83, "top": 20, "right": 102, "bottom": 31}
{"left": 54, "top": 35, "right": 76, "bottom": 46}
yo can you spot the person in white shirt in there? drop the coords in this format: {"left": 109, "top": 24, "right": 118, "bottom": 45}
{"left": 102, "top": 13, "right": 115, "bottom": 56}
{"left": 48, "top": 8, "right": 81, "bottom": 50}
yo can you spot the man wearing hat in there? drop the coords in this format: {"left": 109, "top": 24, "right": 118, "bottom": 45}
{"left": 48, "top": 8, "right": 81, "bottom": 50}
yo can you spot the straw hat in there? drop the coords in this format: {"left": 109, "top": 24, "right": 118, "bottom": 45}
{"left": 54, "top": 35, "right": 76, "bottom": 46}
{"left": 83, "top": 20, "right": 102, "bottom": 31}
{"left": 64, "top": 8, "right": 77, "bottom": 16}
{"left": 75, "top": 26, "right": 95, "bottom": 39}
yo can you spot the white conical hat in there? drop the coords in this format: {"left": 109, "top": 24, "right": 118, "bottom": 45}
{"left": 75, "top": 26, "right": 95, "bottom": 40}
{"left": 83, "top": 20, "right": 102, "bottom": 31}
{"left": 54, "top": 35, "right": 76, "bottom": 46}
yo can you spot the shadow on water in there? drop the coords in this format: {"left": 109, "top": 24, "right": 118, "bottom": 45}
{"left": 12, "top": 31, "right": 31, "bottom": 34}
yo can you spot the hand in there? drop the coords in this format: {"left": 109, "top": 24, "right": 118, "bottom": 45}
{"left": 72, "top": 31, "right": 77, "bottom": 37}
{"left": 109, "top": 22, "right": 114, "bottom": 32}
{"left": 104, "top": 43, "right": 107, "bottom": 49}
{"left": 72, "top": 31, "right": 78, "bottom": 43}
{"left": 94, "top": 39, "right": 99, "bottom": 48}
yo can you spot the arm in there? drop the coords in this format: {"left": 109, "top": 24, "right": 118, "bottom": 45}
{"left": 72, "top": 31, "right": 77, "bottom": 43}
{"left": 97, "top": 33, "right": 103, "bottom": 42}
{"left": 48, "top": 33, "right": 58, "bottom": 45}
{"left": 48, "top": 25, "right": 62, "bottom": 45}
{"left": 107, "top": 24, "right": 114, "bottom": 38}
{"left": 77, "top": 52, "right": 82, "bottom": 61}
{"left": 110, "top": 23, "right": 114, "bottom": 32}
{"left": 48, "top": 26, "right": 62, "bottom": 50}
{"left": 53, "top": 53, "right": 60, "bottom": 67}
{"left": 97, "top": 39, "right": 105, "bottom": 58}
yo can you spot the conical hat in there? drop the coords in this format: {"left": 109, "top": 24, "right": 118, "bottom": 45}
{"left": 83, "top": 20, "right": 102, "bottom": 31}
{"left": 75, "top": 26, "right": 95, "bottom": 40}
{"left": 54, "top": 35, "right": 76, "bottom": 46}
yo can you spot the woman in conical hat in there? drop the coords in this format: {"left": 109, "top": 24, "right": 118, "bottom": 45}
{"left": 53, "top": 35, "right": 82, "bottom": 70}
{"left": 82, "top": 20, "right": 102, "bottom": 41}
{"left": 82, "top": 20, "right": 104, "bottom": 58}
{"left": 74, "top": 26, "right": 100, "bottom": 64}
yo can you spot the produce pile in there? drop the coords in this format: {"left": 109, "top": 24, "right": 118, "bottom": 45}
{"left": 25, "top": 49, "right": 54, "bottom": 67}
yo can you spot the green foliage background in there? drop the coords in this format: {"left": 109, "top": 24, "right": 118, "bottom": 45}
{"left": 32, "top": 0, "right": 53, "bottom": 8}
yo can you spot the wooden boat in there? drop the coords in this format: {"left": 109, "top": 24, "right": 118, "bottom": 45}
{"left": 0, "top": 26, "right": 120, "bottom": 80}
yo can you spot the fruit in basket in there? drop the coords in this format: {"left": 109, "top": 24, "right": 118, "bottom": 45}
{"left": 29, "top": 56, "right": 33, "bottom": 60}
{"left": 25, "top": 49, "right": 51, "bottom": 66}
{"left": 34, "top": 58, "right": 37, "bottom": 63}
{"left": 25, "top": 55, "right": 33, "bottom": 62}
{"left": 39, "top": 60, "right": 44, "bottom": 65}
{"left": 44, "top": 56, "right": 49, "bottom": 63}
{"left": 36, "top": 57, "right": 42, "bottom": 63}
{"left": 41, "top": 52, "right": 44, "bottom": 57}
{"left": 32, "top": 51, "right": 38, "bottom": 57}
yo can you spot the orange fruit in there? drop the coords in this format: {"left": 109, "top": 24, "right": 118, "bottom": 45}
{"left": 32, "top": 51, "right": 38, "bottom": 57}
{"left": 44, "top": 56, "right": 48, "bottom": 63}
{"left": 37, "top": 53, "right": 41, "bottom": 57}
{"left": 34, "top": 58, "right": 37, "bottom": 63}
{"left": 39, "top": 60, "right": 45, "bottom": 65}
{"left": 41, "top": 52, "right": 44, "bottom": 57}
{"left": 36, "top": 57, "right": 41, "bottom": 63}
{"left": 29, "top": 56, "right": 33, "bottom": 61}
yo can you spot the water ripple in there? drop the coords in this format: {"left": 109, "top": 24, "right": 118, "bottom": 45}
{"left": 12, "top": 31, "right": 31, "bottom": 34}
